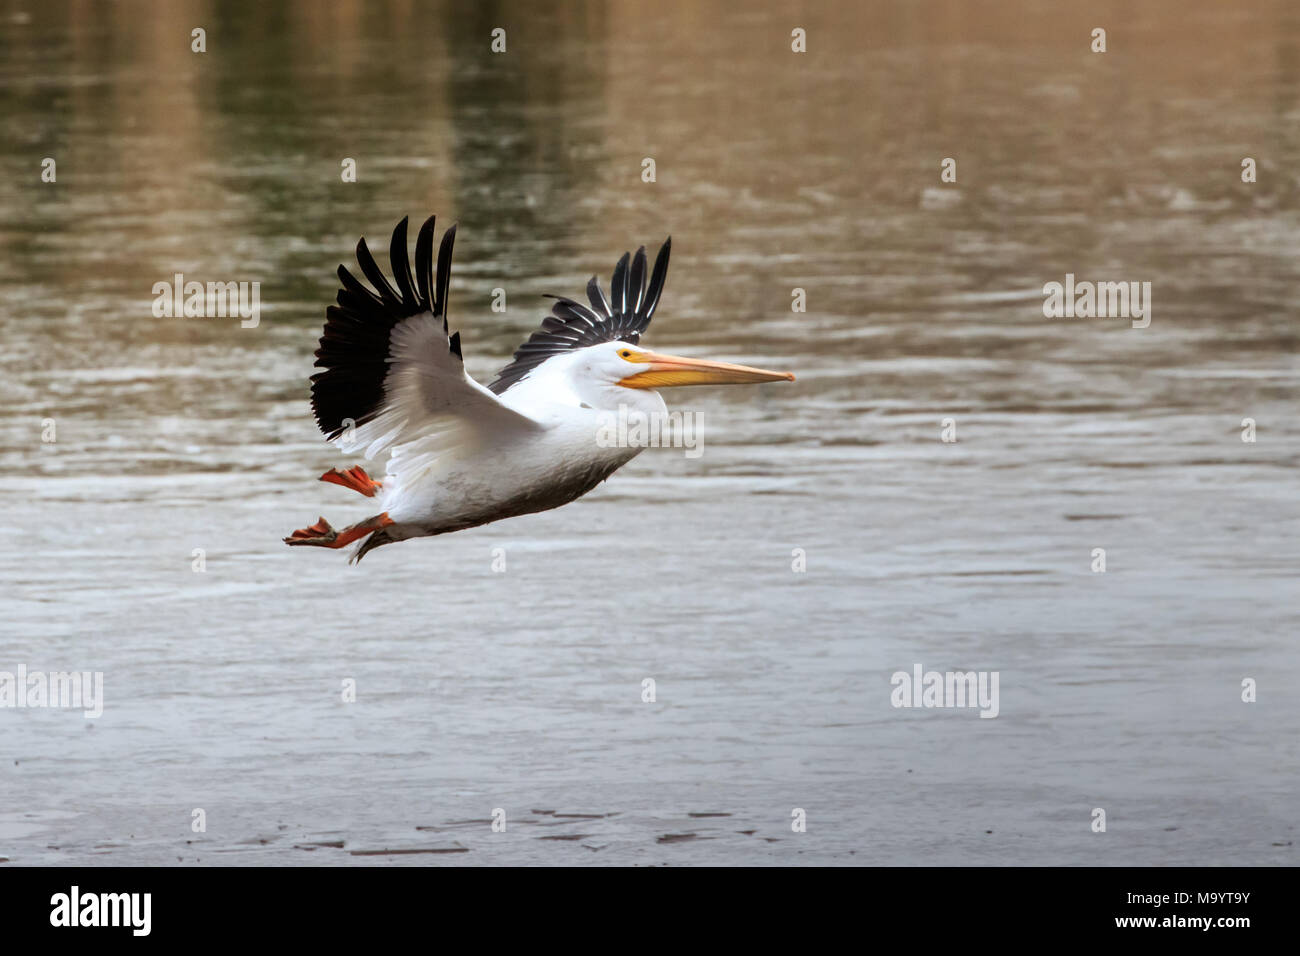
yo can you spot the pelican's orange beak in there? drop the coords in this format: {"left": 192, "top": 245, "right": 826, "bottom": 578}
{"left": 616, "top": 349, "right": 795, "bottom": 389}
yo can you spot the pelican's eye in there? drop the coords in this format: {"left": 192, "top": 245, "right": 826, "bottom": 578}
{"left": 619, "top": 349, "right": 632, "bottom": 359}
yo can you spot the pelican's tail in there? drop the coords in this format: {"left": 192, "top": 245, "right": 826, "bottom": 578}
{"left": 349, "top": 527, "right": 397, "bottom": 564}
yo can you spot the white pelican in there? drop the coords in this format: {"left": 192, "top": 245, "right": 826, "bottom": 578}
{"left": 285, "top": 215, "right": 795, "bottom": 561}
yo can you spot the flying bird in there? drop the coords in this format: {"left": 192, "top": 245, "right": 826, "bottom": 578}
{"left": 285, "top": 215, "right": 794, "bottom": 561}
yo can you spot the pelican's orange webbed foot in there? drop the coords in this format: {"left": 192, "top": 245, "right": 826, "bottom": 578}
{"left": 284, "top": 513, "right": 393, "bottom": 549}
{"left": 320, "top": 466, "right": 383, "bottom": 497}
{"left": 286, "top": 516, "right": 336, "bottom": 545}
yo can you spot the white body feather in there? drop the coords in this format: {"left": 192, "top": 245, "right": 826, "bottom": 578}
{"left": 333, "top": 312, "right": 661, "bottom": 541}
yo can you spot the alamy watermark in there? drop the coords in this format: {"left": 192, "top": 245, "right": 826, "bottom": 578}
{"left": 890, "top": 663, "right": 999, "bottom": 718}
{"left": 596, "top": 405, "right": 703, "bottom": 458}
{"left": 152, "top": 273, "right": 260, "bottom": 328}
{"left": 1043, "top": 273, "right": 1151, "bottom": 328}
{"left": 50, "top": 886, "right": 150, "bottom": 935}
{"left": 0, "top": 666, "right": 103, "bottom": 718}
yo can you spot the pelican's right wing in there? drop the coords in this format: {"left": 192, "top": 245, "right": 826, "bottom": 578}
{"left": 310, "top": 216, "right": 542, "bottom": 462}
{"left": 487, "top": 237, "right": 670, "bottom": 394}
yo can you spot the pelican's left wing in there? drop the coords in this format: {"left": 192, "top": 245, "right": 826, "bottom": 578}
{"left": 310, "top": 216, "right": 542, "bottom": 461}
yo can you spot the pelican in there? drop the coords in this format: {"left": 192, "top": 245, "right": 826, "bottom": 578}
{"left": 284, "top": 215, "right": 795, "bottom": 561}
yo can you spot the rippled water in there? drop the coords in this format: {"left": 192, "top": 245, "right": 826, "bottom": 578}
{"left": 1, "top": 0, "right": 1297, "bottom": 865}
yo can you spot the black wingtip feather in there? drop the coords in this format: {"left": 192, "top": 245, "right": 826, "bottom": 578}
{"left": 642, "top": 236, "right": 671, "bottom": 321}
{"left": 586, "top": 276, "right": 611, "bottom": 318}
{"left": 389, "top": 217, "right": 417, "bottom": 306}
{"left": 436, "top": 224, "right": 457, "bottom": 330}
{"left": 609, "top": 252, "right": 630, "bottom": 316}
{"left": 355, "top": 237, "right": 402, "bottom": 310}
{"left": 628, "top": 246, "right": 647, "bottom": 315}
{"left": 414, "top": 215, "right": 435, "bottom": 310}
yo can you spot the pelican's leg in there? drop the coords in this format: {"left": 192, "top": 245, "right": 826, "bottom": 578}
{"left": 284, "top": 513, "right": 394, "bottom": 548}
{"left": 319, "top": 466, "right": 383, "bottom": 497}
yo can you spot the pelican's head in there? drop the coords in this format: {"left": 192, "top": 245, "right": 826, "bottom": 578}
{"left": 557, "top": 341, "right": 794, "bottom": 412}
{"left": 501, "top": 341, "right": 794, "bottom": 415}
{"left": 533, "top": 338, "right": 795, "bottom": 408}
